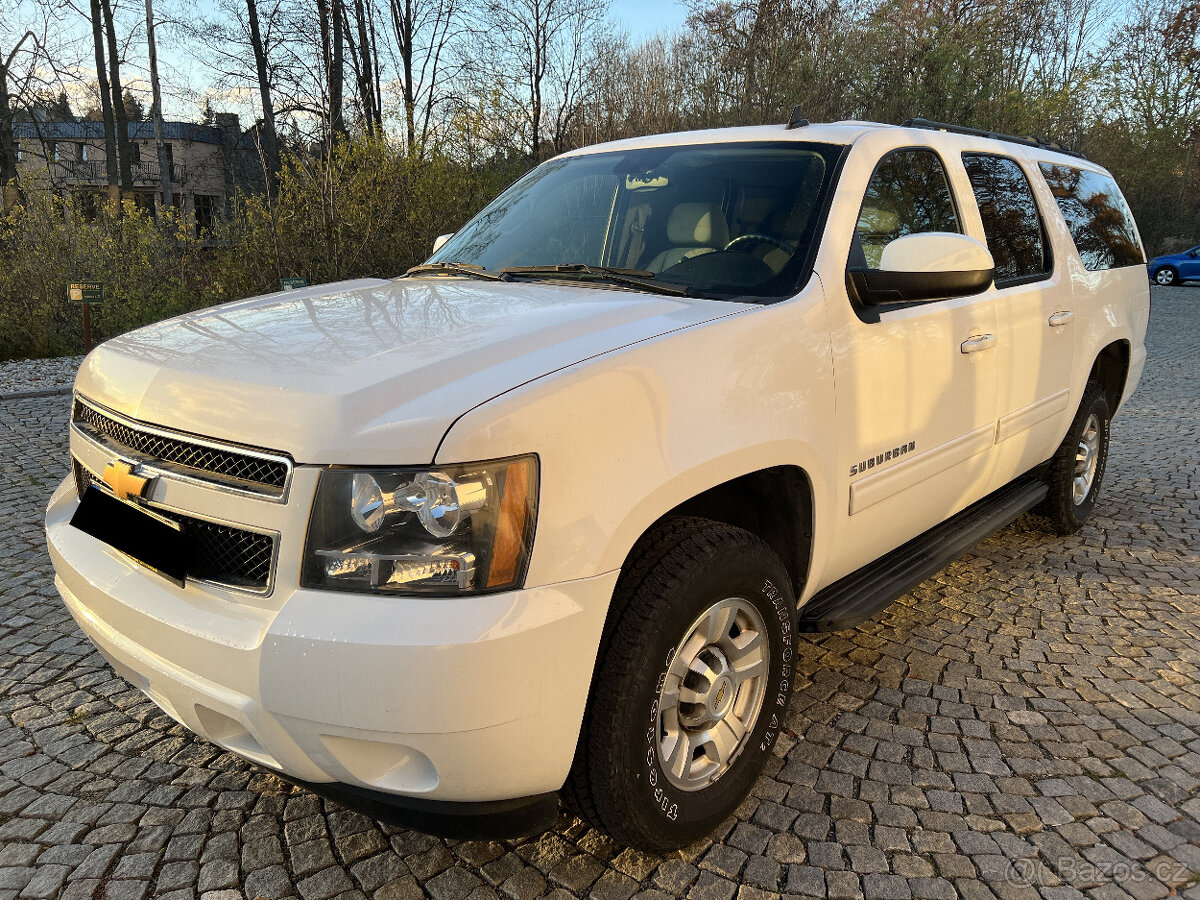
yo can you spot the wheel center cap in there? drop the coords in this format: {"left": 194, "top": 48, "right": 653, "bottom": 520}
{"left": 710, "top": 675, "right": 735, "bottom": 718}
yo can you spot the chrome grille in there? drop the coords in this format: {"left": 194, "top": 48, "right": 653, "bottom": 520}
{"left": 75, "top": 463, "right": 276, "bottom": 592}
{"left": 73, "top": 398, "right": 291, "bottom": 497}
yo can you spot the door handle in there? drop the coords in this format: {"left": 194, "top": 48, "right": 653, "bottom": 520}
{"left": 1048, "top": 311, "right": 1075, "bottom": 327}
{"left": 960, "top": 334, "right": 997, "bottom": 354}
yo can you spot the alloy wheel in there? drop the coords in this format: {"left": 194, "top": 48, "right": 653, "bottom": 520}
{"left": 656, "top": 597, "right": 769, "bottom": 791}
{"left": 1073, "top": 413, "right": 1101, "bottom": 505}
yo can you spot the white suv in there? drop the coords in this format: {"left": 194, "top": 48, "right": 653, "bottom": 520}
{"left": 47, "top": 117, "right": 1149, "bottom": 851}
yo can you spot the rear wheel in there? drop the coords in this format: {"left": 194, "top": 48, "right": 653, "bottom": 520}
{"left": 564, "top": 519, "right": 797, "bottom": 851}
{"left": 1033, "top": 381, "right": 1110, "bottom": 534}
{"left": 1153, "top": 266, "right": 1179, "bottom": 286}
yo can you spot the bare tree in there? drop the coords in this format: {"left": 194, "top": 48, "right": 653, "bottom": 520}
{"left": 470, "top": 0, "right": 609, "bottom": 158}
{"left": 145, "top": 0, "right": 172, "bottom": 206}
{"left": 87, "top": 0, "right": 120, "bottom": 199}
{"left": 316, "top": 0, "right": 347, "bottom": 136}
{"left": 344, "top": 0, "right": 381, "bottom": 131}
{"left": 99, "top": 0, "right": 134, "bottom": 194}
{"left": 1106, "top": 0, "right": 1200, "bottom": 132}
{"left": 0, "top": 30, "right": 37, "bottom": 197}
{"left": 388, "top": 0, "right": 462, "bottom": 155}
{"left": 246, "top": 0, "right": 282, "bottom": 184}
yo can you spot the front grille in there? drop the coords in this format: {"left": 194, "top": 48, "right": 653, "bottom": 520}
{"left": 73, "top": 399, "right": 291, "bottom": 497}
{"left": 75, "top": 463, "right": 276, "bottom": 591}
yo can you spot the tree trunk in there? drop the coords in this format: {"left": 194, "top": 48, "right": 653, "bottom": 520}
{"left": 530, "top": 0, "right": 544, "bottom": 158}
{"left": 330, "top": 0, "right": 346, "bottom": 136}
{"left": 88, "top": 0, "right": 119, "bottom": 202}
{"left": 316, "top": 0, "right": 345, "bottom": 138}
{"left": 369, "top": 2, "right": 383, "bottom": 134}
{"left": 395, "top": 0, "right": 417, "bottom": 152}
{"left": 352, "top": 0, "right": 376, "bottom": 130}
{"left": 145, "top": 0, "right": 172, "bottom": 209}
{"left": 246, "top": 0, "right": 281, "bottom": 186}
{"left": 99, "top": 0, "right": 134, "bottom": 196}
{"left": 0, "top": 39, "right": 29, "bottom": 196}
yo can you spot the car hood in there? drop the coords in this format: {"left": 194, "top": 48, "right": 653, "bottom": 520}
{"left": 76, "top": 277, "right": 743, "bottom": 464}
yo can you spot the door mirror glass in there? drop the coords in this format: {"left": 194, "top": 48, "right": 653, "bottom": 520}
{"left": 849, "top": 233, "right": 995, "bottom": 305}
{"left": 432, "top": 233, "right": 454, "bottom": 254}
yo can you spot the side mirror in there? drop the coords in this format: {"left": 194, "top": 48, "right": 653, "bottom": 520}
{"left": 432, "top": 233, "right": 454, "bottom": 254}
{"left": 848, "top": 232, "right": 995, "bottom": 305}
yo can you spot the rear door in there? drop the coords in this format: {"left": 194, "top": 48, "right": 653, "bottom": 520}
{"left": 959, "top": 152, "right": 1073, "bottom": 482}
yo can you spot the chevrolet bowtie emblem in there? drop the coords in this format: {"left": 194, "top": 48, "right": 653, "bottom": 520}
{"left": 102, "top": 460, "right": 152, "bottom": 503}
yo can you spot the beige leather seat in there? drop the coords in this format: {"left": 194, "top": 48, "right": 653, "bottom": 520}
{"left": 646, "top": 203, "right": 730, "bottom": 273}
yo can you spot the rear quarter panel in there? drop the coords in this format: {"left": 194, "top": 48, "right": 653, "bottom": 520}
{"left": 1025, "top": 155, "right": 1150, "bottom": 415}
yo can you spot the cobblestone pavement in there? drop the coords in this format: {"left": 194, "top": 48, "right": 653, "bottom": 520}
{"left": 1, "top": 286, "right": 1198, "bottom": 900}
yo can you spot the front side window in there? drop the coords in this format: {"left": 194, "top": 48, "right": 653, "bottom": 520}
{"left": 1038, "top": 164, "right": 1143, "bottom": 271}
{"left": 854, "top": 148, "right": 960, "bottom": 269}
{"left": 431, "top": 141, "right": 844, "bottom": 300}
{"left": 963, "top": 154, "right": 1048, "bottom": 285}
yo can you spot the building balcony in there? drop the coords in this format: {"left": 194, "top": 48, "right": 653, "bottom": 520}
{"left": 56, "top": 159, "right": 187, "bottom": 185}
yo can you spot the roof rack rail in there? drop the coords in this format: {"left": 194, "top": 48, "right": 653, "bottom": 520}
{"left": 900, "top": 118, "right": 1087, "bottom": 160}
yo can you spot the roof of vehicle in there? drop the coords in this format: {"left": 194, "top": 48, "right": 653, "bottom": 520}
{"left": 564, "top": 120, "right": 1106, "bottom": 174}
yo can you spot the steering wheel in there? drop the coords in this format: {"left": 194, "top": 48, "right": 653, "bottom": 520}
{"left": 723, "top": 233, "right": 792, "bottom": 253}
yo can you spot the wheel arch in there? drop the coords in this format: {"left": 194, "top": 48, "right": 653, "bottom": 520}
{"left": 622, "top": 464, "right": 815, "bottom": 600}
{"left": 1090, "top": 339, "right": 1131, "bottom": 413}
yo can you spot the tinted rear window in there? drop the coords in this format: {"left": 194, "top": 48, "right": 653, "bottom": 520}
{"left": 1038, "top": 164, "right": 1143, "bottom": 271}
{"left": 963, "top": 154, "right": 1048, "bottom": 284}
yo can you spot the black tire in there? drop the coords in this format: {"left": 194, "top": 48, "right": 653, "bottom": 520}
{"left": 564, "top": 518, "right": 798, "bottom": 851}
{"left": 1153, "top": 266, "right": 1179, "bottom": 286}
{"left": 1033, "top": 381, "right": 1110, "bottom": 534}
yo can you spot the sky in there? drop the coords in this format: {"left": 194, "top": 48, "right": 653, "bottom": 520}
{"left": 608, "top": 0, "right": 688, "bottom": 35}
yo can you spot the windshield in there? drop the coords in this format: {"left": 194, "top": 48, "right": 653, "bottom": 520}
{"left": 430, "top": 141, "right": 844, "bottom": 300}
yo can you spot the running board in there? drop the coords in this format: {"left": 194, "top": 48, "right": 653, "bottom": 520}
{"left": 797, "top": 477, "right": 1049, "bottom": 632}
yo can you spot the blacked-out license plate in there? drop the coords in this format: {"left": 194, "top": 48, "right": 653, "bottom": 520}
{"left": 70, "top": 486, "right": 191, "bottom": 585}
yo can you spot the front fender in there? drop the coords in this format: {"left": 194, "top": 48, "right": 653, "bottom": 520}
{"left": 435, "top": 281, "right": 839, "bottom": 597}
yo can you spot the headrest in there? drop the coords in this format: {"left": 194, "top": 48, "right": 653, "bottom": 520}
{"left": 667, "top": 203, "right": 729, "bottom": 247}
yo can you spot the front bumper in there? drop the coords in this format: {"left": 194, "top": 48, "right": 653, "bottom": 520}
{"left": 46, "top": 478, "right": 616, "bottom": 806}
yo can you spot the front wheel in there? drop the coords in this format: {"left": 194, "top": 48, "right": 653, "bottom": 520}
{"left": 1153, "top": 266, "right": 1179, "bottom": 286}
{"left": 1033, "top": 381, "right": 1111, "bottom": 534}
{"left": 564, "top": 519, "right": 798, "bottom": 851}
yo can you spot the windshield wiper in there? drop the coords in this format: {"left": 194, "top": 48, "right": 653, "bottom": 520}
{"left": 404, "top": 261, "right": 510, "bottom": 281}
{"left": 500, "top": 264, "right": 692, "bottom": 297}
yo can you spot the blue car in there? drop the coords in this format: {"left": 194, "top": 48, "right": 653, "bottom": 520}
{"left": 1148, "top": 245, "right": 1200, "bottom": 285}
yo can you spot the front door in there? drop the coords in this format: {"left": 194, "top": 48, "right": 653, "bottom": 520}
{"left": 1179, "top": 246, "right": 1200, "bottom": 281}
{"left": 825, "top": 146, "right": 1000, "bottom": 582}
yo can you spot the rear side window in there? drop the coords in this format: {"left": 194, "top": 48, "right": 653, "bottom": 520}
{"left": 855, "top": 149, "right": 960, "bottom": 268}
{"left": 962, "top": 154, "right": 1048, "bottom": 285}
{"left": 1038, "top": 164, "right": 1144, "bottom": 270}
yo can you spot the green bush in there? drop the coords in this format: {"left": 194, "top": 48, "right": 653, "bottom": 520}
{"left": 0, "top": 137, "right": 530, "bottom": 361}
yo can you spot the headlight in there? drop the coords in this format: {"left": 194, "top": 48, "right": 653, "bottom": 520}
{"left": 302, "top": 455, "right": 538, "bottom": 595}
